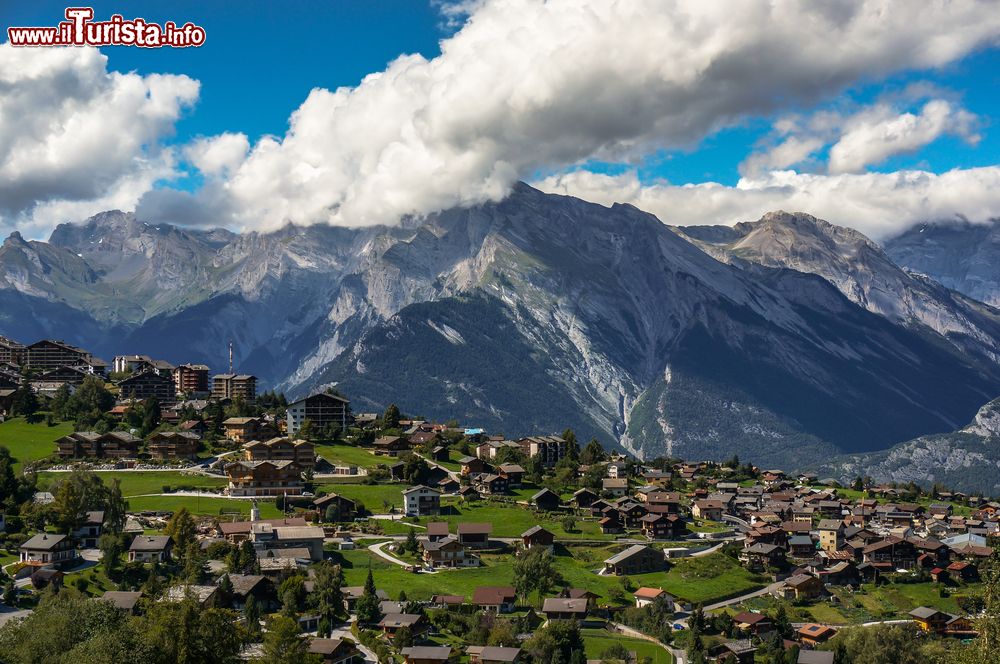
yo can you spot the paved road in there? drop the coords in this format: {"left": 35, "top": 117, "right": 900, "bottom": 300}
{"left": 368, "top": 540, "right": 412, "bottom": 567}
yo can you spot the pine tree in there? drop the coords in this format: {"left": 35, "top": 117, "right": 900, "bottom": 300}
{"left": 355, "top": 567, "right": 381, "bottom": 624}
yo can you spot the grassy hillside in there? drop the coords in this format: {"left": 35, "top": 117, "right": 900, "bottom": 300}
{"left": 0, "top": 417, "right": 74, "bottom": 469}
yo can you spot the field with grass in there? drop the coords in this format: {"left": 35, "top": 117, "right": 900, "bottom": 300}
{"left": 582, "top": 629, "right": 673, "bottom": 664}
{"left": 126, "top": 495, "right": 284, "bottom": 518}
{"left": 317, "top": 482, "right": 408, "bottom": 511}
{"left": 427, "top": 501, "right": 611, "bottom": 540}
{"left": 335, "top": 540, "right": 756, "bottom": 608}
{"left": 315, "top": 443, "right": 386, "bottom": 469}
{"left": 0, "top": 417, "right": 74, "bottom": 469}
{"left": 38, "top": 470, "right": 229, "bottom": 496}
{"left": 738, "top": 580, "right": 981, "bottom": 625}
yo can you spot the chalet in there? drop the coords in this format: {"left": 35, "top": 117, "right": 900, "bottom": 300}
{"left": 521, "top": 526, "right": 555, "bottom": 551}
{"left": 342, "top": 586, "right": 388, "bottom": 612}
{"left": 641, "top": 469, "right": 672, "bottom": 486}
{"left": 910, "top": 606, "right": 952, "bottom": 634}
{"left": 472, "top": 586, "right": 517, "bottom": 612}
{"left": 788, "top": 535, "right": 816, "bottom": 558}
{"left": 72, "top": 510, "right": 104, "bottom": 548}
{"left": 602, "top": 478, "right": 628, "bottom": 497}
{"left": 146, "top": 431, "right": 201, "bottom": 460}
{"left": 224, "top": 460, "right": 303, "bottom": 497}
{"left": 401, "top": 646, "right": 450, "bottom": 664}
{"left": 797, "top": 623, "right": 838, "bottom": 647}
{"left": 947, "top": 560, "right": 979, "bottom": 582}
{"left": 614, "top": 500, "right": 649, "bottom": 527}
{"left": 286, "top": 392, "right": 350, "bottom": 436}
{"left": 118, "top": 369, "right": 176, "bottom": 402}
{"left": 599, "top": 515, "right": 624, "bottom": 535}
{"left": 56, "top": 431, "right": 140, "bottom": 459}
{"left": 641, "top": 513, "right": 685, "bottom": 540}
{"left": 309, "top": 637, "right": 362, "bottom": 664}
{"left": 403, "top": 486, "right": 442, "bottom": 516}
{"left": 603, "top": 544, "right": 664, "bottom": 576}
{"left": 243, "top": 437, "right": 316, "bottom": 471}
{"left": 129, "top": 535, "right": 173, "bottom": 563}
{"left": 30, "top": 567, "right": 63, "bottom": 589}
{"left": 641, "top": 491, "right": 681, "bottom": 513}
{"left": 778, "top": 574, "right": 824, "bottom": 600}
{"left": 426, "top": 522, "right": 451, "bottom": 542}
{"left": 570, "top": 487, "right": 599, "bottom": 509}
{"left": 226, "top": 574, "right": 277, "bottom": 611}
{"left": 531, "top": 488, "right": 561, "bottom": 512}
{"left": 633, "top": 587, "right": 674, "bottom": 611}
{"left": 438, "top": 477, "right": 460, "bottom": 493}
{"left": 473, "top": 473, "right": 509, "bottom": 496}
{"left": 373, "top": 436, "right": 410, "bottom": 457}
{"left": 431, "top": 595, "right": 465, "bottom": 609}
{"left": 222, "top": 417, "right": 263, "bottom": 444}
{"left": 458, "top": 456, "right": 487, "bottom": 475}
{"left": 457, "top": 522, "right": 492, "bottom": 548}
{"left": 467, "top": 646, "right": 522, "bottom": 664}
{"left": 692, "top": 499, "right": 725, "bottom": 521}
{"left": 497, "top": 463, "right": 525, "bottom": 487}
{"left": 459, "top": 485, "right": 480, "bottom": 501}
{"left": 707, "top": 640, "right": 756, "bottom": 664}
{"left": 101, "top": 590, "right": 143, "bottom": 615}
{"left": 732, "top": 611, "right": 773, "bottom": 635}
{"left": 422, "top": 536, "right": 479, "bottom": 568}
{"left": 314, "top": 493, "right": 359, "bottom": 522}
{"left": 408, "top": 431, "right": 441, "bottom": 448}
{"left": 739, "top": 543, "right": 785, "bottom": 571}
{"left": 378, "top": 613, "right": 430, "bottom": 640}
{"left": 862, "top": 537, "right": 917, "bottom": 569}
{"left": 541, "top": 597, "right": 589, "bottom": 620}
{"left": 19, "top": 533, "right": 77, "bottom": 567}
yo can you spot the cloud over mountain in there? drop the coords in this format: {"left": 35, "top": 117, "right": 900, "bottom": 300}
{"left": 140, "top": 0, "right": 1000, "bottom": 231}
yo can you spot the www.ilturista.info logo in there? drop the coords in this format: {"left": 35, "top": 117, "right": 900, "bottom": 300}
{"left": 7, "top": 7, "right": 206, "bottom": 48}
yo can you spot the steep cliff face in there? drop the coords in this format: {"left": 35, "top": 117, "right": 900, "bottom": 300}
{"left": 883, "top": 219, "right": 1000, "bottom": 308}
{"left": 676, "top": 211, "right": 1000, "bottom": 367}
{"left": 3, "top": 187, "right": 1000, "bottom": 467}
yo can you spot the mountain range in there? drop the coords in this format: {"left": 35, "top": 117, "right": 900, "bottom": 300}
{"left": 3, "top": 184, "right": 1000, "bottom": 475}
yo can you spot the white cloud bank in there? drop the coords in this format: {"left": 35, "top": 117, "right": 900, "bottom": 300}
{"left": 0, "top": 45, "right": 198, "bottom": 238}
{"left": 140, "top": 0, "right": 1000, "bottom": 231}
{"left": 535, "top": 167, "right": 1000, "bottom": 241}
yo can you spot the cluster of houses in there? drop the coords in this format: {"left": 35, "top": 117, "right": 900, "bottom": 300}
{"left": 699, "top": 470, "right": 999, "bottom": 600}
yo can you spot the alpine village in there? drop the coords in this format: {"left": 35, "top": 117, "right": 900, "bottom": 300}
{"left": 0, "top": 334, "right": 996, "bottom": 664}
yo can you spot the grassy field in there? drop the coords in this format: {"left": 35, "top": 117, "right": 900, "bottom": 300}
{"left": 582, "top": 629, "right": 673, "bottom": 664}
{"left": 0, "top": 417, "right": 74, "bottom": 469}
{"left": 426, "top": 501, "right": 611, "bottom": 539}
{"left": 126, "top": 495, "right": 284, "bottom": 518}
{"left": 317, "top": 482, "right": 407, "bottom": 511}
{"left": 38, "top": 470, "right": 229, "bottom": 496}
{"left": 335, "top": 541, "right": 757, "bottom": 608}
{"left": 315, "top": 443, "right": 386, "bottom": 469}
{"left": 738, "top": 580, "right": 981, "bottom": 625}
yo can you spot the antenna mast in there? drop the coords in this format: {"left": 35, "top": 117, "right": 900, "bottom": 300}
{"left": 229, "top": 339, "right": 233, "bottom": 373}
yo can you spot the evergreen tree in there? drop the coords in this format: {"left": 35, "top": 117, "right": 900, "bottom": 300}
{"left": 355, "top": 568, "right": 381, "bottom": 624}
{"left": 382, "top": 403, "right": 401, "bottom": 429}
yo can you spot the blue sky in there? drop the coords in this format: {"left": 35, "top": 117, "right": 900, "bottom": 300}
{"left": 2, "top": 1, "right": 1000, "bottom": 239}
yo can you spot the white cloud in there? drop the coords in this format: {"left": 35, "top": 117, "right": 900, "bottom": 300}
{"left": 0, "top": 45, "right": 198, "bottom": 236}
{"left": 740, "top": 95, "right": 981, "bottom": 177}
{"left": 184, "top": 133, "right": 249, "bottom": 177}
{"left": 153, "top": 0, "right": 1000, "bottom": 231}
{"left": 828, "top": 99, "right": 980, "bottom": 173}
{"left": 535, "top": 167, "right": 1000, "bottom": 241}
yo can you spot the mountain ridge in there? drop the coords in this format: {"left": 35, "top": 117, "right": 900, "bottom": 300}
{"left": 3, "top": 186, "right": 1000, "bottom": 468}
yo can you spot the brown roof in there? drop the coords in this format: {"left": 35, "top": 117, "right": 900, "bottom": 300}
{"left": 633, "top": 587, "right": 667, "bottom": 599}
{"left": 457, "top": 522, "right": 492, "bottom": 535}
{"left": 472, "top": 586, "right": 516, "bottom": 605}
